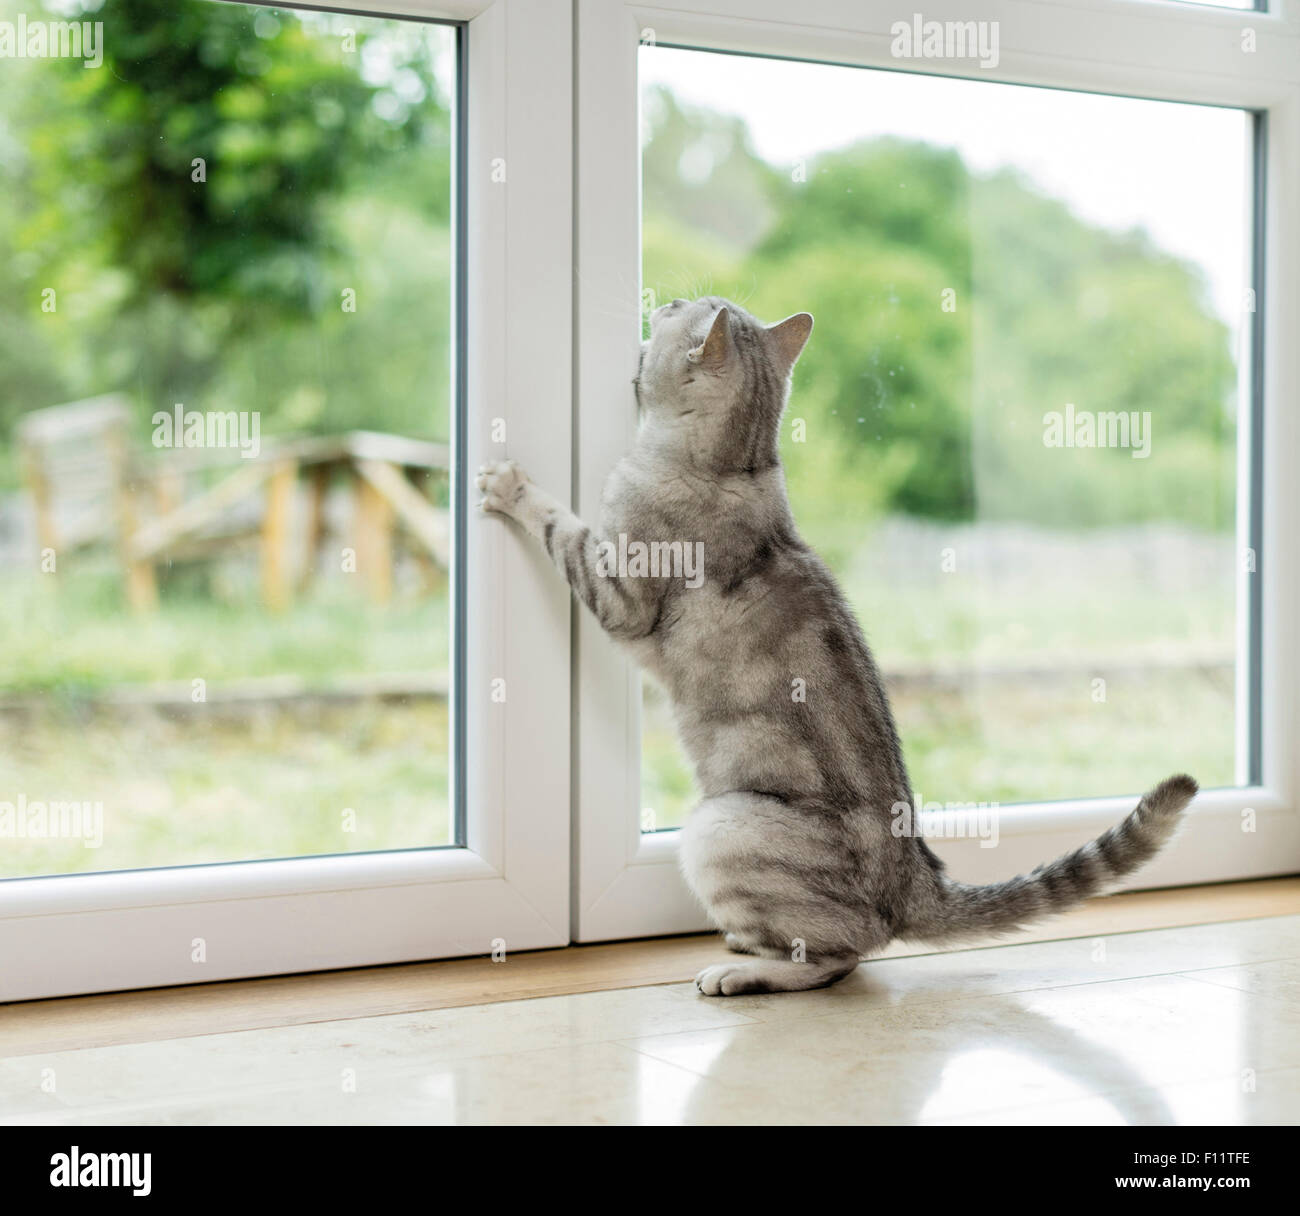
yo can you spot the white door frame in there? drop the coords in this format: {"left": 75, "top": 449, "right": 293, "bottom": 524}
{"left": 0, "top": 0, "right": 575, "bottom": 1001}
{"left": 573, "top": 0, "right": 1300, "bottom": 941}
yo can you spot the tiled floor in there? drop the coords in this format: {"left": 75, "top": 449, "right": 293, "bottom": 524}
{"left": 4, "top": 915, "right": 1299, "bottom": 1125}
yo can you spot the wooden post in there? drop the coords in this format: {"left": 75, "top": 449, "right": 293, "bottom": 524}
{"left": 17, "top": 438, "right": 58, "bottom": 558}
{"left": 106, "top": 424, "right": 158, "bottom": 613}
{"left": 298, "top": 463, "right": 331, "bottom": 594}
{"left": 153, "top": 463, "right": 183, "bottom": 519}
{"left": 408, "top": 467, "right": 442, "bottom": 593}
{"left": 353, "top": 465, "right": 395, "bottom": 606}
{"left": 260, "top": 459, "right": 297, "bottom": 614}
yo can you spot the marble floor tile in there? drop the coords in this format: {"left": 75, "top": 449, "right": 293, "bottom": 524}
{"left": 0, "top": 981, "right": 754, "bottom": 1119}
{"left": 621, "top": 971, "right": 1300, "bottom": 1123}
{"left": 4, "top": 914, "right": 1298, "bottom": 1125}
{"left": 683, "top": 915, "right": 1300, "bottom": 1025}
{"left": 1177, "top": 957, "right": 1300, "bottom": 1011}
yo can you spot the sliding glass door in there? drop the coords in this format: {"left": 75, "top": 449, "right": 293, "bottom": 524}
{"left": 0, "top": 0, "right": 573, "bottom": 1000}
{"left": 3, "top": 0, "right": 1298, "bottom": 995}
{"left": 573, "top": 0, "right": 1300, "bottom": 940}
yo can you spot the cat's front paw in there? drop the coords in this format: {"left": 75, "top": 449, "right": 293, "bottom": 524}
{"left": 476, "top": 460, "right": 530, "bottom": 516}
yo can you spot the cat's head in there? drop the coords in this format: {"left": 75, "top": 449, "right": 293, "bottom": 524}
{"left": 634, "top": 296, "right": 813, "bottom": 472}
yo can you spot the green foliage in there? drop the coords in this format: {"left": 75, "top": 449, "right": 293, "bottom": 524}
{"left": 28, "top": 0, "right": 446, "bottom": 312}
{"left": 641, "top": 86, "right": 782, "bottom": 258}
{"left": 642, "top": 88, "right": 1238, "bottom": 529}
{"left": 0, "top": 0, "right": 453, "bottom": 470}
{"left": 0, "top": 34, "right": 1239, "bottom": 527}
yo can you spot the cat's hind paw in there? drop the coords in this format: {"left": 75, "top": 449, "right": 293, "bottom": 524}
{"left": 695, "top": 955, "right": 860, "bottom": 996}
{"left": 695, "top": 963, "right": 763, "bottom": 997}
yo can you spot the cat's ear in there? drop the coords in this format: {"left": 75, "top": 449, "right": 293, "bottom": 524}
{"left": 688, "top": 307, "right": 732, "bottom": 367}
{"left": 766, "top": 313, "right": 814, "bottom": 371}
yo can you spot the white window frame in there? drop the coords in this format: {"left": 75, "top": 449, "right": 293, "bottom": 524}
{"left": 0, "top": 0, "right": 574, "bottom": 1001}
{"left": 573, "top": 0, "right": 1300, "bottom": 940}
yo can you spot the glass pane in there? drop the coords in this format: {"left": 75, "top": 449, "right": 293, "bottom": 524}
{"left": 639, "top": 46, "right": 1252, "bottom": 832}
{"left": 1, "top": 1, "right": 458, "bottom": 876}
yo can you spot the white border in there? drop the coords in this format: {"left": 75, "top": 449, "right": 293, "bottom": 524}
{"left": 0, "top": 0, "right": 575, "bottom": 1001}
{"left": 573, "top": 0, "right": 1300, "bottom": 940}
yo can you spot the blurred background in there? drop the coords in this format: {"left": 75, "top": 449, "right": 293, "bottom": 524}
{"left": 0, "top": 0, "right": 456, "bottom": 876}
{"left": 639, "top": 47, "right": 1250, "bottom": 829}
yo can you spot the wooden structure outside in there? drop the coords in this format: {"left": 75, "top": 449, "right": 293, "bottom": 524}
{"left": 17, "top": 394, "right": 129, "bottom": 552}
{"left": 18, "top": 399, "right": 450, "bottom": 612}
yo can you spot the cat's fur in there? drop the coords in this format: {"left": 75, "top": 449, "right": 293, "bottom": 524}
{"left": 477, "top": 295, "right": 1197, "bottom": 997}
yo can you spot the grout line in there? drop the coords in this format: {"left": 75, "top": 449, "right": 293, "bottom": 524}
{"left": 1174, "top": 968, "right": 1300, "bottom": 1011}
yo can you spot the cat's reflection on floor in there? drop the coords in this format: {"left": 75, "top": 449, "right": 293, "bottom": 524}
{"left": 663, "top": 984, "right": 1182, "bottom": 1126}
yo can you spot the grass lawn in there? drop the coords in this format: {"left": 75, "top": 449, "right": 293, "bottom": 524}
{"left": 643, "top": 666, "right": 1235, "bottom": 831}
{"left": 0, "top": 701, "right": 451, "bottom": 878}
{"left": 0, "top": 563, "right": 448, "bottom": 695}
{"left": 1, "top": 520, "right": 1239, "bottom": 875}
{"left": 0, "top": 564, "right": 451, "bottom": 878}
{"left": 643, "top": 517, "right": 1239, "bottom": 828}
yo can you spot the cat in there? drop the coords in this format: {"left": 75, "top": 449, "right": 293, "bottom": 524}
{"left": 477, "top": 295, "right": 1197, "bottom": 997}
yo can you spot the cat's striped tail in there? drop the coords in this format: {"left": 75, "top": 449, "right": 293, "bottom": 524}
{"left": 901, "top": 773, "right": 1198, "bottom": 944}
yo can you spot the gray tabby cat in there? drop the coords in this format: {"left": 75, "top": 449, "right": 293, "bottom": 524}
{"left": 477, "top": 295, "right": 1197, "bottom": 997}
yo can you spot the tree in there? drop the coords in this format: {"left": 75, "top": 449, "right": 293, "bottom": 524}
{"left": 5, "top": 0, "right": 449, "bottom": 429}
{"left": 643, "top": 96, "right": 1237, "bottom": 531}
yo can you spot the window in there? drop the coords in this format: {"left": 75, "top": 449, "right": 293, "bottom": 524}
{"left": 1, "top": 0, "right": 460, "bottom": 879}
{"left": 639, "top": 48, "right": 1255, "bottom": 830}
{"left": 0, "top": 0, "right": 573, "bottom": 1001}
{"left": 573, "top": 0, "right": 1295, "bottom": 943}
{"left": 3, "top": 0, "right": 1295, "bottom": 995}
